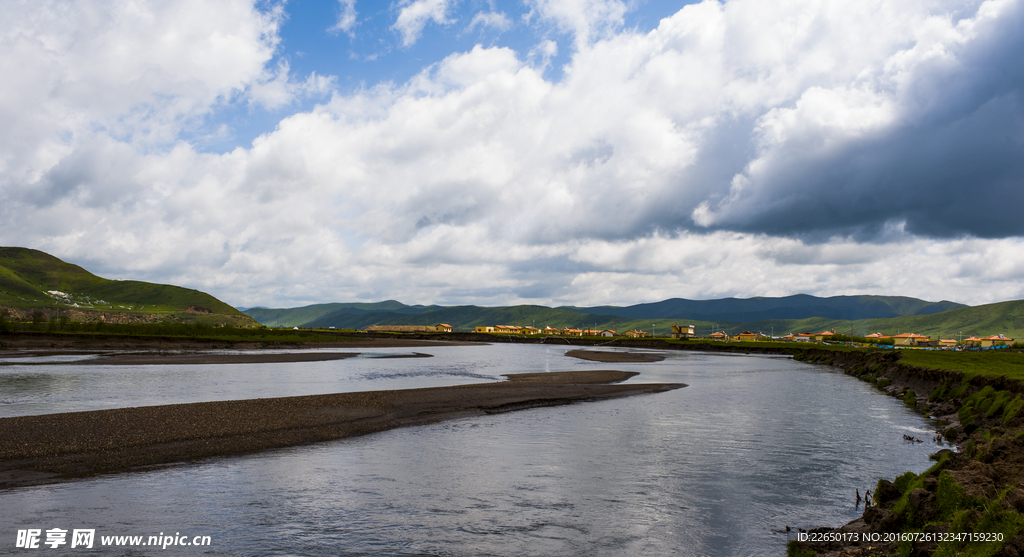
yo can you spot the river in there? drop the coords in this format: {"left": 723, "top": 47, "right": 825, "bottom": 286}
{"left": 0, "top": 345, "right": 947, "bottom": 555}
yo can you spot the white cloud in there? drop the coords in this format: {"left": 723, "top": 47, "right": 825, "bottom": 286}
{"left": 1, "top": 0, "right": 1023, "bottom": 309}
{"left": 465, "top": 11, "right": 512, "bottom": 34}
{"left": 392, "top": 0, "right": 456, "bottom": 47}
{"left": 527, "top": 39, "right": 559, "bottom": 71}
{"left": 248, "top": 61, "right": 336, "bottom": 110}
{"left": 330, "top": 0, "right": 359, "bottom": 36}
{"left": 524, "top": 0, "right": 628, "bottom": 48}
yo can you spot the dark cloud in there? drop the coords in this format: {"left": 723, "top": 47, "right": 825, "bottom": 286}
{"left": 677, "top": 1, "right": 1024, "bottom": 241}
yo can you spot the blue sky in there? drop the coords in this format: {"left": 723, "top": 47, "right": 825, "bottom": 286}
{"left": 200, "top": 0, "right": 693, "bottom": 152}
{"left": 2, "top": 0, "right": 1023, "bottom": 309}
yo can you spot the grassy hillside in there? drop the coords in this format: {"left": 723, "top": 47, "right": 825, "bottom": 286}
{"left": 566, "top": 294, "right": 965, "bottom": 321}
{"left": 244, "top": 301, "right": 443, "bottom": 328}
{"left": 250, "top": 294, "right": 969, "bottom": 332}
{"left": 0, "top": 247, "right": 253, "bottom": 324}
{"left": 731, "top": 300, "right": 1024, "bottom": 340}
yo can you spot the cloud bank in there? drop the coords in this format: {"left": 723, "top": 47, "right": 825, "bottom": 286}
{"left": 1, "top": 0, "right": 1022, "bottom": 308}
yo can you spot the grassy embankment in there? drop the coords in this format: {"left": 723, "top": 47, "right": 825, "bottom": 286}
{"left": 788, "top": 346, "right": 1024, "bottom": 557}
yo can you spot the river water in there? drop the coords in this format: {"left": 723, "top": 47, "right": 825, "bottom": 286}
{"left": 1, "top": 345, "right": 947, "bottom": 555}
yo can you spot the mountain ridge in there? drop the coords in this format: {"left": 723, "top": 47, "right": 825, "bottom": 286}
{"left": 240, "top": 294, "right": 1015, "bottom": 339}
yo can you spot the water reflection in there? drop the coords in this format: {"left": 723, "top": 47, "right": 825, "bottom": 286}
{"left": 0, "top": 350, "right": 948, "bottom": 556}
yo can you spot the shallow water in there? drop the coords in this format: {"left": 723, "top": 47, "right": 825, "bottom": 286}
{"left": 0, "top": 347, "right": 947, "bottom": 555}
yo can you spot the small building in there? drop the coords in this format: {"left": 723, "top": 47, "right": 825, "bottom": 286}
{"left": 435, "top": 323, "right": 453, "bottom": 333}
{"left": 792, "top": 332, "right": 814, "bottom": 343}
{"left": 366, "top": 325, "right": 435, "bottom": 333}
{"left": 671, "top": 324, "right": 695, "bottom": 339}
{"left": 890, "top": 333, "right": 931, "bottom": 346}
{"left": 813, "top": 330, "right": 836, "bottom": 342}
{"left": 542, "top": 326, "right": 559, "bottom": 335}
{"left": 737, "top": 331, "right": 760, "bottom": 342}
{"left": 709, "top": 331, "right": 728, "bottom": 341}
{"left": 475, "top": 326, "right": 495, "bottom": 333}
{"left": 625, "top": 329, "right": 649, "bottom": 338}
{"left": 522, "top": 326, "right": 540, "bottom": 335}
{"left": 938, "top": 339, "right": 958, "bottom": 348}
{"left": 978, "top": 334, "right": 1014, "bottom": 348}
{"left": 582, "top": 328, "right": 601, "bottom": 336}
{"left": 562, "top": 328, "right": 583, "bottom": 337}
{"left": 599, "top": 329, "right": 616, "bottom": 337}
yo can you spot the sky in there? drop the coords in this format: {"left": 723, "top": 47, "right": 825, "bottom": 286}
{"left": 1, "top": 0, "right": 1023, "bottom": 309}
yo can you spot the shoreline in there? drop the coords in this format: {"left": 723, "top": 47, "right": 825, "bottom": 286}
{"left": 788, "top": 349, "right": 1024, "bottom": 556}
{"left": 0, "top": 370, "right": 685, "bottom": 489}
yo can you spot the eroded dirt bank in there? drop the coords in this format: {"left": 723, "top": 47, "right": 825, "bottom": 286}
{"left": 0, "top": 370, "right": 684, "bottom": 489}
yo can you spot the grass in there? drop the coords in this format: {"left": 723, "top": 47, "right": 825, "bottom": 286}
{"left": 899, "top": 350, "right": 1024, "bottom": 380}
{"left": 0, "top": 247, "right": 240, "bottom": 315}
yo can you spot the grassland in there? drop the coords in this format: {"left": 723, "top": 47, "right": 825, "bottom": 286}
{"left": 898, "top": 350, "right": 1024, "bottom": 380}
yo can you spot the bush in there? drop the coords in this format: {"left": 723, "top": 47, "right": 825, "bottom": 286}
{"left": 31, "top": 309, "right": 45, "bottom": 330}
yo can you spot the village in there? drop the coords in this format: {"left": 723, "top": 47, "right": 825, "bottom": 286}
{"left": 415, "top": 323, "right": 1015, "bottom": 349}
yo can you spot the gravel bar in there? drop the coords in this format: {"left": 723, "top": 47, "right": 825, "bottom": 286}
{"left": 0, "top": 370, "right": 685, "bottom": 488}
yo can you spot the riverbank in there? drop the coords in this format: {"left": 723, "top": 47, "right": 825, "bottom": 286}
{"left": 787, "top": 349, "right": 1024, "bottom": 556}
{"left": 0, "top": 370, "right": 684, "bottom": 489}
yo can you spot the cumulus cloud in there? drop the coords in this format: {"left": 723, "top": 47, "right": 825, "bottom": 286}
{"left": 1, "top": 0, "right": 1023, "bottom": 308}
{"left": 686, "top": 0, "right": 1024, "bottom": 239}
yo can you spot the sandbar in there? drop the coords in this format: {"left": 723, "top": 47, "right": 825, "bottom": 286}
{"left": 78, "top": 352, "right": 362, "bottom": 365}
{"left": 0, "top": 370, "right": 685, "bottom": 488}
{"left": 565, "top": 349, "right": 666, "bottom": 363}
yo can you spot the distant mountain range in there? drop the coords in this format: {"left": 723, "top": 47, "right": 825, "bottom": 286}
{"left": 0, "top": 247, "right": 254, "bottom": 325}
{"left": 561, "top": 295, "right": 964, "bottom": 321}
{"left": 241, "top": 295, "right": 1024, "bottom": 341}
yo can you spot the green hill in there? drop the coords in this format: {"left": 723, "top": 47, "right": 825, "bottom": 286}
{"left": 248, "top": 295, "right": 1024, "bottom": 342}
{"left": 249, "top": 294, "right": 967, "bottom": 331}
{"left": 748, "top": 300, "right": 1024, "bottom": 341}
{"left": 0, "top": 247, "right": 254, "bottom": 325}
{"left": 565, "top": 294, "right": 965, "bottom": 321}
{"left": 244, "top": 301, "right": 443, "bottom": 328}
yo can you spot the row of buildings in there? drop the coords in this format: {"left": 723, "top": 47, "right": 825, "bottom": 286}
{"left": 779, "top": 330, "right": 1014, "bottom": 348}
{"left": 435, "top": 323, "right": 1014, "bottom": 348}
{"left": 469, "top": 324, "right": 653, "bottom": 337}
